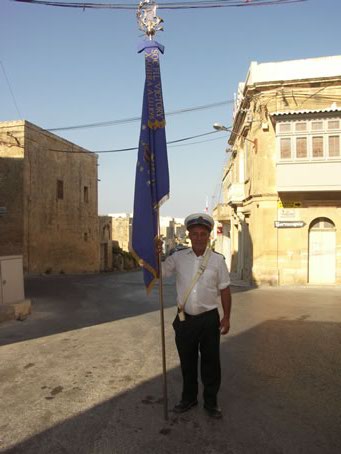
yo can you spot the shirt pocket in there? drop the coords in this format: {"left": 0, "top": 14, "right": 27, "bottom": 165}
{"left": 201, "top": 268, "right": 217, "bottom": 290}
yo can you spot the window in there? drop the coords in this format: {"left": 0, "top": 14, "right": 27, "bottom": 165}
{"left": 57, "top": 180, "right": 64, "bottom": 200}
{"left": 279, "top": 123, "right": 291, "bottom": 133}
{"left": 295, "top": 122, "right": 307, "bottom": 132}
{"left": 84, "top": 186, "right": 89, "bottom": 203}
{"left": 310, "top": 217, "right": 335, "bottom": 230}
{"left": 277, "top": 117, "right": 341, "bottom": 161}
{"left": 296, "top": 137, "right": 307, "bottom": 158}
{"left": 312, "top": 121, "right": 323, "bottom": 131}
{"left": 328, "top": 135, "right": 340, "bottom": 157}
{"left": 312, "top": 136, "right": 323, "bottom": 158}
{"left": 328, "top": 120, "right": 339, "bottom": 130}
{"left": 280, "top": 138, "right": 291, "bottom": 159}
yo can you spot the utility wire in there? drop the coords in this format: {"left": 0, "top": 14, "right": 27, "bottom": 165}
{"left": 48, "top": 90, "right": 337, "bottom": 132}
{"left": 48, "top": 100, "right": 232, "bottom": 132}
{"left": 0, "top": 61, "right": 22, "bottom": 118}
{"left": 47, "top": 130, "right": 222, "bottom": 154}
{"left": 96, "top": 130, "right": 219, "bottom": 152}
{"left": 13, "top": 0, "right": 309, "bottom": 10}
{"left": 169, "top": 134, "right": 225, "bottom": 148}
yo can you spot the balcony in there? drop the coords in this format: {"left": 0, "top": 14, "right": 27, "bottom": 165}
{"left": 213, "top": 203, "right": 230, "bottom": 222}
{"left": 227, "top": 183, "right": 246, "bottom": 205}
{"left": 276, "top": 160, "right": 341, "bottom": 192}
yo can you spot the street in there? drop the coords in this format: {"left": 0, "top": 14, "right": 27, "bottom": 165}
{"left": 0, "top": 271, "right": 341, "bottom": 454}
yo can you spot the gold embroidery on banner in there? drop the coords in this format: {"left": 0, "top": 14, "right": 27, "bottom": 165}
{"left": 148, "top": 119, "right": 166, "bottom": 129}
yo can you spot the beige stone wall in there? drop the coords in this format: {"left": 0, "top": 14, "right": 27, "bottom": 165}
{"left": 99, "top": 216, "right": 113, "bottom": 271}
{"left": 0, "top": 122, "right": 25, "bottom": 256}
{"left": 277, "top": 200, "right": 341, "bottom": 285}
{"left": 111, "top": 216, "right": 131, "bottom": 252}
{"left": 1, "top": 120, "right": 99, "bottom": 274}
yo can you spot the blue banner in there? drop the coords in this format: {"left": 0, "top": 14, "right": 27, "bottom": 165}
{"left": 131, "top": 40, "right": 169, "bottom": 292}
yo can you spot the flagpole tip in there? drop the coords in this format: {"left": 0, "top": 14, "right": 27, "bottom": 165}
{"left": 137, "top": 0, "right": 164, "bottom": 40}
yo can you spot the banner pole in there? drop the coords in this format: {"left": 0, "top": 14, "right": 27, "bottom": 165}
{"left": 157, "top": 208, "right": 168, "bottom": 420}
{"left": 136, "top": 0, "right": 168, "bottom": 420}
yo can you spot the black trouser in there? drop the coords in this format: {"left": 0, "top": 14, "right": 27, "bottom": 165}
{"left": 173, "top": 308, "right": 221, "bottom": 407}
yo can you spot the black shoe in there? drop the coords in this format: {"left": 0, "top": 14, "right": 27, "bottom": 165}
{"left": 204, "top": 404, "right": 223, "bottom": 419}
{"left": 173, "top": 400, "right": 198, "bottom": 413}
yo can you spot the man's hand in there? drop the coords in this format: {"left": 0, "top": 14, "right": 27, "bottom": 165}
{"left": 220, "top": 316, "right": 230, "bottom": 335}
{"left": 155, "top": 237, "right": 163, "bottom": 254}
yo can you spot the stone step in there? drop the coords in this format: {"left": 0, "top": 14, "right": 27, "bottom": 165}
{"left": 0, "top": 299, "right": 31, "bottom": 324}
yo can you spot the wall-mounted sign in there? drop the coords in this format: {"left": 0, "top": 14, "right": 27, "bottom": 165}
{"left": 277, "top": 208, "right": 299, "bottom": 222}
{"left": 278, "top": 201, "right": 302, "bottom": 208}
{"left": 274, "top": 220, "right": 305, "bottom": 228}
{"left": 0, "top": 207, "right": 7, "bottom": 216}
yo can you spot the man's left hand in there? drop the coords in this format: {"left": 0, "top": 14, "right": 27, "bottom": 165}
{"left": 220, "top": 317, "right": 230, "bottom": 335}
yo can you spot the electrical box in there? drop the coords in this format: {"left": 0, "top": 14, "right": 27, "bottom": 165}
{"left": 0, "top": 256, "right": 25, "bottom": 305}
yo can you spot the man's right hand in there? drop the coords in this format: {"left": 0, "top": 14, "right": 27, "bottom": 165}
{"left": 155, "top": 237, "right": 163, "bottom": 254}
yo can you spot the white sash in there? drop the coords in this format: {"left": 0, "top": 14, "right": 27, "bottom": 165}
{"left": 178, "top": 248, "right": 212, "bottom": 321}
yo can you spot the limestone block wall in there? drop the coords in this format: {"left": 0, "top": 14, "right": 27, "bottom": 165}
{"left": 243, "top": 199, "right": 278, "bottom": 285}
{"left": 276, "top": 201, "right": 341, "bottom": 285}
{"left": 246, "top": 197, "right": 341, "bottom": 286}
{"left": 99, "top": 216, "right": 113, "bottom": 271}
{"left": 23, "top": 122, "right": 99, "bottom": 273}
{"left": 0, "top": 122, "right": 25, "bottom": 256}
{"left": 111, "top": 216, "right": 131, "bottom": 252}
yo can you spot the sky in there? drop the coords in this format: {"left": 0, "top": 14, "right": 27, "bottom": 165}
{"left": 1, "top": 0, "right": 341, "bottom": 218}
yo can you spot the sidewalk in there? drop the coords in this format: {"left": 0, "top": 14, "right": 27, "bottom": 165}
{"left": 229, "top": 272, "right": 252, "bottom": 288}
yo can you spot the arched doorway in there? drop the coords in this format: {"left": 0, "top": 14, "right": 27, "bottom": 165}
{"left": 308, "top": 217, "right": 336, "bottom": 284}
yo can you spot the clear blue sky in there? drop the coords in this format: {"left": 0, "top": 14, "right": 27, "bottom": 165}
{"left": 1, "top": 0, "right": 341, "bottom": 218}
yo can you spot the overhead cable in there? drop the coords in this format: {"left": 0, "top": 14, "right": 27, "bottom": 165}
{"left": 95, "top": 130, "right": 219, "bottom": 152}
{"left": 48, "top": 100, "right": 232, "bottom": 131}
{"left": 47, "top": 129, "right": 222, "bottom": 154}
{"left": 13, "top": 0, "right": 309, "bottom": 11}
{"left": 0, "top": 61, "right": 22, "bottom": 118}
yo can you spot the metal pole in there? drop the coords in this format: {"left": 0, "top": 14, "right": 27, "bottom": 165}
{"left": 157, "top": 208, "right": 168, "bottom": 420}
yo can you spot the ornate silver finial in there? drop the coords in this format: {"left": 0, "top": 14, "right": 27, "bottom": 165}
{"left": 137, "top": 0, "right": 164, "bottom": 39}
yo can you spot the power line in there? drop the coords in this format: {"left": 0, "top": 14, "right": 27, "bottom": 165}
{"left": 96, "top": 130, "right": 219, "bottom": 152}
{"left": 13, "top": 0, "right": 309, "bottom": 10}
{"left": 47, "top": 90, "right": 337, "bottom": 133}
{"left": 169, "top": 134, "right": 225, "bottom": 148}
{"left": 47, "top": 129, "right": 223, "bottom": 153}
{"left": 48, "top": 100, "right": 232, "bottom": 132}
{"left": 0, "top": 61, "right": 22, "bottom": 118}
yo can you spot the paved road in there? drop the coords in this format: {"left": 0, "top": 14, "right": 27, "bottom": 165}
{"left": 0, "top": 271, "right": 341, "bottom": 453}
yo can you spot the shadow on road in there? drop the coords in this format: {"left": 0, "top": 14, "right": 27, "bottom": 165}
{"left": 3, "top": 319, "right": 341, "bottom": 454}
{"left": 0, "top": 271, "right": 251, "bottom": 347}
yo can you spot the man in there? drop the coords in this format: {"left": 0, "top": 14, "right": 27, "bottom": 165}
{"left": 161, "top": 213, "right": 232, "bottom": 419}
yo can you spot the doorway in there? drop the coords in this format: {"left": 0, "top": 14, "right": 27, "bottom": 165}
{"left": 308, "top": 217, "right": 336, "bottom": 284}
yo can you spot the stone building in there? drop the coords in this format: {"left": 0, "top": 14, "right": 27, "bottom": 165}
{"left": 160, "top": 216, "right": 186, "bottom": 254}
{"left": 109, "top": 213, "right": 132, "bottom": 252}
{"left": 99, "top": 216, "right": 112, "bottom": 271}
{"left": 109, "top": 213, "right": 186, "bottom": 255}
{"left": 213, "top": 55, "right": 341, "bottom": 285}
{"left": 0, "top": 120, "right": 99, "bottom": 274}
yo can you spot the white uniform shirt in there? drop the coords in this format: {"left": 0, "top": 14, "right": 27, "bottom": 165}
{"left": 162, "top": 248, "right": 230, "bottom": 315}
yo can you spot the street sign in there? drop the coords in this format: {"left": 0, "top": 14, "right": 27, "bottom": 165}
{"left": 277, "top": 201, "right": 302, "bottom": 208}
{"left": 274, "top": 221, "right": 305, "bottom": 228}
